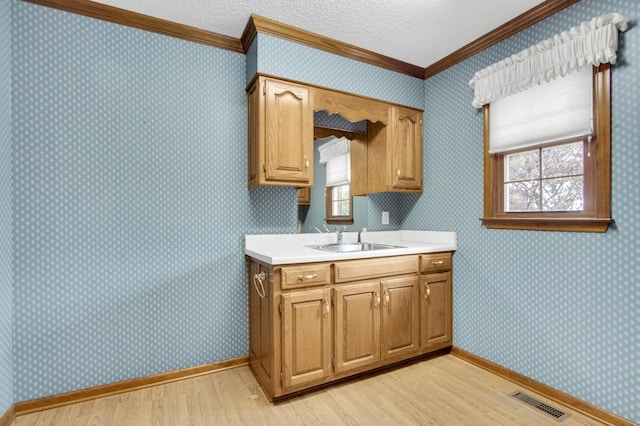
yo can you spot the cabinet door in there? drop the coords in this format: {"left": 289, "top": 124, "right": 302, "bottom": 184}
{"left": 297, "top": 187, "right": 311, "bottom": 205}
{"left": 420, "top": 272, "right": 453, "bottom": 352}
{"left": 281, "top": 289, "right": 332, "bottom": 389}
{"left": 381, "top": 276, "right": 420, "bottom": 360}
{"left": 333, "top": 282, "right": 381, "bottom": 374}
{"left": 264, "top": 78, "right": 313, "bottom": 185}
{"left": 391, "top": 106, "right": 422, "bottom": 191}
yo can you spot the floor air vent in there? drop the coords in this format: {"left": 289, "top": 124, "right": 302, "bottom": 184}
{"left": 509, "top": 391, "right": 570, "bottom": 422}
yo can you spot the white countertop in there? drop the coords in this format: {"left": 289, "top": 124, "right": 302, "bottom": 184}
{"left": 244, "top": 230, "right": 457, "bottom": 265}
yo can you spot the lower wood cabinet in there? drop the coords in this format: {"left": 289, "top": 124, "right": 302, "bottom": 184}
{"left": 420, "top": 253, "right": 453, "bottom": 352}
{"left": 248, "top": 252, "right": 452, "bottom": 401}
{"left": 281, "top": 288, "right": 332, "bottom": 390}
{"left": 334, "top": 282, "right": 381, "bottom": 374}
{"left": 382, "top": 276, "right": 420, "bottom": 360}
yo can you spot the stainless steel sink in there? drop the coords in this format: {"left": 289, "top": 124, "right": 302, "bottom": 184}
{"left": 307, "top": 242, "right": 405, "bottom": 253}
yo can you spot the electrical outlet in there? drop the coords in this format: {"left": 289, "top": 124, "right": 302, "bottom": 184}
{"left": 382, "top": 211, "right": 389, "bottom": 225}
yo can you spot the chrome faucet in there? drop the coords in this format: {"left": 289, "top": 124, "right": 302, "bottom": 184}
{"left": 309, "top": 225, "right": 324, "bottom": 234}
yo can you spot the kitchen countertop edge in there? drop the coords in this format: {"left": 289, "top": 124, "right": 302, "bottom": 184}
{"left": 245, "top": 230, "right": 457, "bottom": 265}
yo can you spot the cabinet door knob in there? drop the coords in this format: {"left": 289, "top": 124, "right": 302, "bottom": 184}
{"left": 396, "top": 168, "right": 401, "bottom": 177}
{"left": 374, "top": 290, "right": 381, "bottom": 309}
{"left": 383, "top": 289, "right": 389, "bottom": 307}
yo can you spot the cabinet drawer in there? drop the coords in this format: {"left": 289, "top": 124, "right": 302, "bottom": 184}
{"left": 334, "top": 256, "right": 417, "bottom": 283}
{"left": 420, "top": 253, "right": 452, "bottom": 273}
{"left": 281, "top": 264, "right": 330, "bottom": 289}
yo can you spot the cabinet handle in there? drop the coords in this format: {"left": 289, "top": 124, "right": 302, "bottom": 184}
{"left": 297, "top": 273, "right": 318, "bottom": 281}
{"left": 432, "top": 260, "right": 444, "bottom": 266}
{"left": 396, "top": 168, "right": 401, "bottom": 177}
{"left": 304, "top": 155, "right": 309, "bottom": 173}
{"left": 374, "top": 291, "right": 380, "bottom": 309}
{"left": 253, "top": 272, "right": 266, "bottom": 298}
{"left": 383, "top": 289, "right": 389, "bottom": 307}
{"left": 323, "top": 297, "right": 329, "bottom": 317}
{"left": 425, "top": 282, "right": 431, "bottom": 301}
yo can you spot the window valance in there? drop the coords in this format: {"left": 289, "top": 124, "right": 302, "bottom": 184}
{"left": 469, "top": 13, "right": 628, "bottom": 108}
{"left": 318, "top": 137, "right": 350, "bottom": 164}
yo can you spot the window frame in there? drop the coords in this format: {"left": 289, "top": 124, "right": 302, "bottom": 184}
{"left": 481, "top": 64, "right": 612, "bottom": 232}
{"left": 325, "top": 184, "right": 353, "bottom": 225}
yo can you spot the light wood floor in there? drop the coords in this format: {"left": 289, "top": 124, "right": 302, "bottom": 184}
{"left": 16, "top": 355, "right": 604, "bottom": 425}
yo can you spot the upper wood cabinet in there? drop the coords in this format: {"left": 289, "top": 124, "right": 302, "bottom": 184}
{"left": 297, "top": 187, "right": 311, "bottom": 205}
{"left": 248, "top": 76, "right": 314, "bottom": 188}
{"left": 247, "top": 74, "right": 423, "bottom": 193}
{"left": 368, "top": 106, "right": 423, "bottom": 193}
{"left": 314, "top": 87, "right": 389, "bottom": 125}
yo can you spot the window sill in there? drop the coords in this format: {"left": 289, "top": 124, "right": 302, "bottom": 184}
{"left": 325, "top": 218, "right": 353, "bottom": 225}
{"left": 480, "top": 217, "right": 611, "bottom": 233}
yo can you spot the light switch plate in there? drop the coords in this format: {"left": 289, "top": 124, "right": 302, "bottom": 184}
{"left": 382, "top": 211, "right": 389, "bottom": 225}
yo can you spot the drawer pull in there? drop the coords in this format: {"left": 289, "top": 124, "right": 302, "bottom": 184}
{"left": 297, "top": 273, "right": 318, "bottom": 281}
{"left": 431, "top": 260, "right": 444, "bottom": 266}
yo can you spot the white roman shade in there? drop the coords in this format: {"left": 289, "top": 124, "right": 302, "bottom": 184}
{"left": 489, "top": 67, "right": 592, "bottom": 154}
{"left": 318, "top": 137, "right": 351, "bottom": 187}
{"left": 469, "top": 12, "right": 627, "bottom": 154}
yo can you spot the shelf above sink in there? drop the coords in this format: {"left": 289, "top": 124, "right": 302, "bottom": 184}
{"left": 307, "top": 242, "right": 406, "bottom": 253}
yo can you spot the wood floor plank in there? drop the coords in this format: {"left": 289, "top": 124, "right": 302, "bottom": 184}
{"left": 15, "top": 355, "right": 606, "bottom": 425}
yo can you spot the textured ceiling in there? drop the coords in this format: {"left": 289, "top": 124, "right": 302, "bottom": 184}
{"left": 90, "top": 0, "right": 547, "bottom": 68}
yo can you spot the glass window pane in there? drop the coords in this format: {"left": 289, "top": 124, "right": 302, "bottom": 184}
{"left": 505, "top": 181, "right": 540, "bottom": 211}
{"left": 329, "top": 184, "right": 350, "bottom": 217}
{"left": 339, "top": 199, "right": 349, "bottom": 215}
{"left": 542, "top": 176, "right": 583, "bottom": 211}
{"left": 332, "top": 200, "right": 348, "bottom": 216}
{"left": 542, "top": 142, "right": 583, "bottom": 178}
{"left": 506, "top": 150, "right": 539, "bottom": 182}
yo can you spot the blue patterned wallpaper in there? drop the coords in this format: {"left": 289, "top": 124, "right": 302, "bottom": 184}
{"left": 10, "top": 0, "right": 297, "bottom": 402}
{"left": 255, "top": 33, "right": 424, "bottom": 109}
{"left": 245, "top": 33, "right": 257, "bottom": 86}
{"left": 403, "top": 0, "right": 639, "bottom": 422}
{"left": 0, "top": 0, "right": 12, "bottom": 417}
{"left": 3, "top": 0, "right": 638, "bottom": 423}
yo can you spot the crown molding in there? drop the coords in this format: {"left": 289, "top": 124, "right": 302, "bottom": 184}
{"left": 22, "top": 0, "right": 580, "bottom": 79}
{"left": 423, "top": 0, "right": 580, "bottom": 79}
{"left": 242, "top": 14, "right": 425, "bottom": 79}
{"left": 22, "top": 0, "right": 244, "bottom": 53}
